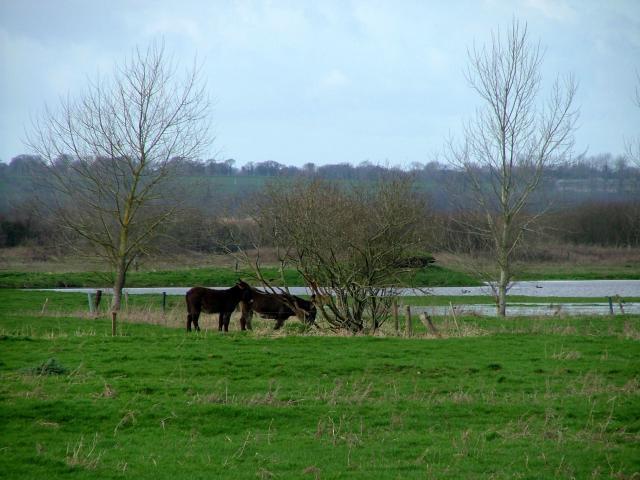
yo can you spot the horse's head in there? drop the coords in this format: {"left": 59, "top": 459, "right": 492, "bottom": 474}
{"left": 304, "top": 295, "right": 318, "bottom": 325}
{"left": 235, "top": 280, "right": 253, "bottom": 301}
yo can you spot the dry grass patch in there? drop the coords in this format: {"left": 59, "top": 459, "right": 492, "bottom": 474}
{"left": 65, "top": 434, "right": 102, "bottom": 470}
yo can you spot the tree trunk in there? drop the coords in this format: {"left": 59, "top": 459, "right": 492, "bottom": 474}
{"left": 497, "top": 220, "right": 510, "bottom": 317}
{"left": 111, "top": 224, "right": 129, "bottom": 312}
{"left": 111, "top": 257, "right": 127, "bottom": 312}
{"left": 497, "top": 266, "right": 508, "bottom": 317}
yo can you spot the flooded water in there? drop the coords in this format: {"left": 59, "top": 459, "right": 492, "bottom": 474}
{"left": 423, "top": 280, "right": 640, "bottom": 298}
{"left": 34, "top": 280, "right": 639, "bottom": 317}
{"left": 39, "top": 280, "right": 640, "bottom": 298}
{"left": 413, "top": 303, "right": 640, "bottom": 317}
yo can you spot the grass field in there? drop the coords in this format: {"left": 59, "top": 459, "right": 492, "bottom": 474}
{"left": 0, "top": 265, "right": 480, "bottom": 289}
{"left": 1, "top": 262, "right": 639, "bottom": 290}
{"left": 1, "top": 289, "right": 639, "bottom": 479}
{"left": 2, "top": 243, "right": 639, "bottom": 290}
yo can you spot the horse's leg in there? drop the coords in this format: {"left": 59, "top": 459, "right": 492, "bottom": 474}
{"left": 239, "top": 301, "right": 253, "bottom": 331}
{"left": 275, "top": 318, "right": 285, "bottom": 330}
{"left": 239, "top": 303, "right": 246, "bottom": 331}
{"left": 193, "top": 312, "right": 201, "bottom": 332}
{"left": 187, "top": 313, "right": 193, "bottom": 332}
{"left": 224, "top": 312, "right": 231, "bottom": 332}
{"left": 240, "top": 309, "right": 253, "bottom": 331}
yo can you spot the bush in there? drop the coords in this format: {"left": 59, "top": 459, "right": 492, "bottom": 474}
{"left": 23, "top": 358, "right": 69, "bottom": 376}
{"left": 393, "top": 252, "right": 436, "bottom": 268}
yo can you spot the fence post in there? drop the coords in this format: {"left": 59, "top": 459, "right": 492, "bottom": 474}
{"left": 87, "top": 293, "right": 94, "bottom": 314}
{"left": 405, "top": 305, "right": 412, "bottom": 337}
{"left": 616, "top": 296, "right": 625, "bottom": 314}
{"left": 162, "top": 292, "right": 167, "bottom": 313}
{"left": 94, "top": 290, "right": 102, "bottom": 312}
{"left": 393, "top": 300, "right": 399, "bottom": 335}
{"left": 607, "top": 297, "right": 614, "bottom": 315}
{"left": 420, "top": 313, "right": 441, "bottom": 338}
{"left": 449, "top": 301, "right": 461, "bottom": 336}
{"left": 111, "top": 311, "right": 117, "bottom": 336}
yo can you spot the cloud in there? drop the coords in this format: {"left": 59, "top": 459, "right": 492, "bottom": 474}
{"left": 524, "top": 0, "right": 576, "bottom": 21}
{"left": 319, "top": 69, "right": 350, "bottom": 89}
{"left": 143, "top": 16, "right": 202, "bottom": 43}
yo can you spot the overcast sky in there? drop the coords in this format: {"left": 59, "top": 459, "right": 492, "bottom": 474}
{"left": 1, "top": 0, "right": 639, "bottom": 167}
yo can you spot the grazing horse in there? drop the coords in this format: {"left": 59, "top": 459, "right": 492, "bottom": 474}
{"left": 238, "top": 281, "right": 317, "bottom": 330}
{"left": 185, "top": 282, "right": 250, "bottom": 332}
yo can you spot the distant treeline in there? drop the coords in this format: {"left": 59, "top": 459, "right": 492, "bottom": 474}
{"left": 1, "top": 153, "right": 639, "bottom": 250}
{"left": 2, "top": 152, "right": 639, "bottom": 211}
{"left": 2, "top": 151, "right": 639, "bottom": 181}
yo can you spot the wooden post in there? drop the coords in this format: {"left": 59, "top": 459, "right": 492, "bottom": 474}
{"left": 87, "top": 293, "right": 94, "bottom": 313}
{"left": 404, "top": 305, "right": 412, "bottom": 337}
{"left": 94, "top": 289, "right": 102, "bottom": 312}
{"left": 392, "top": 300, "right": 399, "bottom": 335}
{"left": 449, "top": 301, "right": 461, "bottom": 336}
{"left": 162, "top": 292, "right": 167, "bottom": 313}
{"left": 420, "top": 313, "right": 441, "bottom": 338}
{"left": 111, "top": 311, "right": 117, "bottom": 336}
{"left": 616, "top": 296, "right": 625, "bottom": 314}
{"left": 607, "top": 297, "right": 614, "bottom": 315}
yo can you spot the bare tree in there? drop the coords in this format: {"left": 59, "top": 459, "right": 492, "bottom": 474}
{"left": 447, "top": 20, "right": 578, "bottom": 316}
{"left": 239, "top": 176, "right": 429, "bottom": 333}
{"left": 27, "top": 42, "right": 211, "bottom": 311}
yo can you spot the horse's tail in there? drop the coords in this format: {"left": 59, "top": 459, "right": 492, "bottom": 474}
{"left": 185, "top": 288, "right": 197, "bottom": 314}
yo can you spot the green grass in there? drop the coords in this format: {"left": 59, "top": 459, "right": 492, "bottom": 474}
{"left": 1, "top": 290, "right": 639, "bottom": 479}
{"left": 0, "top": 267, "right": 299, "bottom": 289}
{"left": 0, "top": 265, "right": 480, "bottom": 289}
{"left": 516, "top": 262, "right": 640, "bottom": 281}
{"left": 518, "top": 270, "right": 640, "bottom": 281}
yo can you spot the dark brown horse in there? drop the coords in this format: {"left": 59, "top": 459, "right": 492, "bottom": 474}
{"left": 185, "top": 282, "right": 251, "bottom": 332}
{"left": 238, "top": 281, "right": 317, "bottom": 330}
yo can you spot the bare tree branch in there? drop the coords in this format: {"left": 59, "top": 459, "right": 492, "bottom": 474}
{"left": 26, "top": 41, "right": 211, "bottom": 311}
{"left": 240, "top": 175, "right": 430, "bottom": 333}
{"left": 447, "top": 19, "right": 578, "bottom": 316}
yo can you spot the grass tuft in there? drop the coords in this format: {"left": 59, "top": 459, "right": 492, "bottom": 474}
{"left": 65, "top": 434, "right": 102, "bottom": 470}
{"left": 22, "top": 357, "right": 68, "bottom": 376}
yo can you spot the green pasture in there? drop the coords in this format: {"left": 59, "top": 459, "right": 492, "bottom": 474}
{"left": 179, "top": 175, "right": 444, "bottom": 196}
{"left": 1, "top": 260, "right": 639, "bottom": 290}
{"left": 516, "top": 265, "right": 640, "bottom": 281}
{"left": 1, "top": 290, "right": 639, "bottom": 479}
{"left": 0, "top": 265, "right": 480, "bottom": 289}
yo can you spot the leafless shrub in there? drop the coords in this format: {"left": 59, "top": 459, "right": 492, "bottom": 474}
{"left": 240, "top": 175, "right": 431, "bottom": 333}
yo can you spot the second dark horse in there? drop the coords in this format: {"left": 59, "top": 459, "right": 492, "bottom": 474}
{"left": 185, "top": 282, "right": 251, "bottom": 332}
{"left": 238, "top": 281, "right": 317, "bottom": 330}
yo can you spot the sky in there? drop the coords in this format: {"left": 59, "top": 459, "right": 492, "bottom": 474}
{"left": 1, "top": 0, "right": 639, "bottom": 167}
